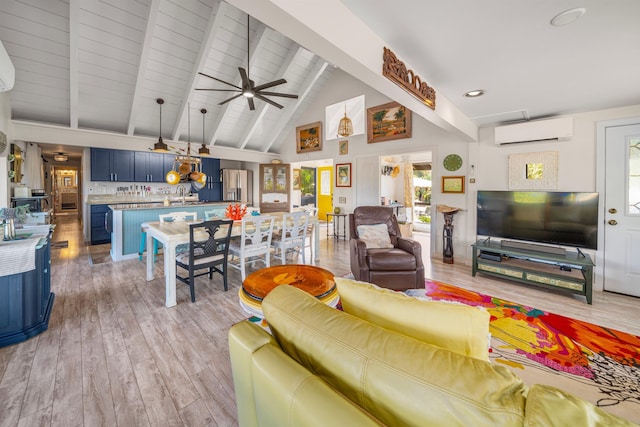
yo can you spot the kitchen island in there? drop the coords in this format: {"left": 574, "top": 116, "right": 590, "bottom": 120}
{"left": 0, "top": 226, "right": 54, "bottom": 348}
{"left": 109, "top": 202, "right": 233, "bottom": 261}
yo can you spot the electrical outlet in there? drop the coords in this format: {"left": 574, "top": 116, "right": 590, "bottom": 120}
{"left": 339, "top": 197, "right": 346, "bottom": 203}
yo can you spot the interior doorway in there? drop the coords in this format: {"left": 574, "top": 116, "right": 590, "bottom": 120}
{"left": 53, "top": 167, "right": 79, "bottom": 217}
{"left": 412, "top": 162, "right": 432, "bottom": 233}
{"left": 300, "top": 167, "right": 317, "bottom": 207}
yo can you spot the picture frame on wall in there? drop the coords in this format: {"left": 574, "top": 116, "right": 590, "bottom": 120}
{"left": 296, "top": 121, "right": 323, "bottom": 153}
{"left": 336, "top": 163, "right": 352, "bottom": 187}
{"left": 339, "top": 139, "right": 348, "bottom": 155}
{"left": 366, "top": 101, "right": 412, "bottom": 143}
{"left": 442, "top": 176, "right": 465, "bottom": 194}
{"left": 292, "top": 169, "right": 301, "bottom": 190}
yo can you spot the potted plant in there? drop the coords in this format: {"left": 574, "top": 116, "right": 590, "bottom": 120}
{"left": 0, "top": 205, "right": 31, "bottom": 240}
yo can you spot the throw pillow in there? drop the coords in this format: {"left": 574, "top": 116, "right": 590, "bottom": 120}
{"left": 335, "top": 277, "right": 491, "bottom": 361}
{"left": 356, "top": 223, "right": 394, "bottom": 249}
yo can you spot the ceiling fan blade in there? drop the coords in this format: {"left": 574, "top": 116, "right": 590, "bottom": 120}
{"left": 238, "top": 67, "right": 251, "bottom": 88}
{"left": 218, "top": 93, "right": 244, "bottom": 106}
{"left": 258, "top": 91, "right": 299, "bottom": 99}
{"left": 198, "top": 72, "right": 241, "bottom": 90}
{"left": 247, "top": 97, "right": 255, "bottom": 111}
{"left": 255, "top": 93, "right": 284, "bottom": 109}
{"left": 253, "top": 79, "right": 287, "bottom": 92}
{"left": 195, "top": 88, "right": 242, "bottom": 92}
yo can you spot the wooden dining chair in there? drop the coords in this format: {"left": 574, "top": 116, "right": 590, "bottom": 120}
{"left": 271, "top": 211, "right": 310, "bottom": 265}
{"left": 228, "top": 215, "right": 275, "bottom": 281}
{"left": 175, "top": 219, "right": 233, "bottom": 302}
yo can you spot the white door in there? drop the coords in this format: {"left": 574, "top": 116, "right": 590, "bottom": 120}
{"left": 604, "top": 123, "right": 640, "bottom": 296}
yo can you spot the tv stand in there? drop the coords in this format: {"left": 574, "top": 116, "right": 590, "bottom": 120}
{"left": 472, "top": 240, "right": 594, "bottom": 304}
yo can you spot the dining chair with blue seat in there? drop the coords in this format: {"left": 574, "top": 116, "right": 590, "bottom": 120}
{"left": 175, "top": 219, "right": 234, "bottom": 302}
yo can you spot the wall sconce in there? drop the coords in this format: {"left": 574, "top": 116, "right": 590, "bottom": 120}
{"left": 337, "top": 104, "right": 353, "bottom": 137}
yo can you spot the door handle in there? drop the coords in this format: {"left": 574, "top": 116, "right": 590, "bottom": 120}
{"left": 608, "top": 208, "right": 617, "bottom": 214}
{"left": 608, "top": 219, "right": 618, "bottom": 226}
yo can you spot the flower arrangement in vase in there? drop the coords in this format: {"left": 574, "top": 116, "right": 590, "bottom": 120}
{"left": 225, "top": 204, "right": 247, "bottom": 220}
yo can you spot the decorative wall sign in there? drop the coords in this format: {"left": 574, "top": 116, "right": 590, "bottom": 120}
{"left": 508, "top": 151, "right": 558, "bottom": 189}
{"left": 382, "top": 47, "right": 436, "bottom": 110}
{"left": 296, "top": 121, "right": 322, "bottom": 153}
{"left": 367, "top": 101, "right": 412, "bottom": 143}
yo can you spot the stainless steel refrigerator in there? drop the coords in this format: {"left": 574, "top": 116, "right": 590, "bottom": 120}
{"left": 221, "top": 169, "right": 253, "bottom": 205}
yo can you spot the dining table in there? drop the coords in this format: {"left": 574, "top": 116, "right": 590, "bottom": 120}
{"left": 145, "top": 212, "right": 319, "bottom": 307}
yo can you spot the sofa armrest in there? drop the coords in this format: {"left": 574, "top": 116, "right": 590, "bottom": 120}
{"left": 228, "top": 321, "right": 277, "bottom": 427}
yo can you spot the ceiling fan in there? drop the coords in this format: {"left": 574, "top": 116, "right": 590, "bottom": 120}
{"left": 196, "top": 15, "right": 298, "bottom": 110}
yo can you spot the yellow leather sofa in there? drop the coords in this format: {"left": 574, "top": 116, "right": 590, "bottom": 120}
{"left": 228, "top": 278, "right": 636, "bottom": 427}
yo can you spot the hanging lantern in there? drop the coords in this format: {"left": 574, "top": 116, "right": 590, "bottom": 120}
{"left": 337, "top": 104, "right": 353, "bottom": 137}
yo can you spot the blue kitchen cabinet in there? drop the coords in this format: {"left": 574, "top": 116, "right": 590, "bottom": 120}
{"left": 91, "top": 148, "right": 135, "bottom": 182}
{"left": 199, "top": 157, "right": 221, "bottom": 201}
{"left": 91, "top": 204, "right": 111, "bottom": 244}
{"left": 134, "top": 151, "right": 166, "bottom": 182}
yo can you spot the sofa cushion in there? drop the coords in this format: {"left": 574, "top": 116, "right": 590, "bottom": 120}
{"left": 263, "top": 285, "right": 526, "bottom": 427}
{"left": 366, "top": 248, "right": 417, "bottom": 270}
{"left": 356, "top": 223, "right": 394, "bottom": 248}
{"left": 335, "top": 277, "right": 490, "bottom": 361}
{"left": 524, "top": 384, "right": 636, "bottom": 427}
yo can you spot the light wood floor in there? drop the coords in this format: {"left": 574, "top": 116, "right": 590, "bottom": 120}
{"left": 1, "top": 217, "right": 639, "bottom": 427}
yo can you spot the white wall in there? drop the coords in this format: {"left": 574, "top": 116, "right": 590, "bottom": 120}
{"left": 281, "top": 69, "right": 640, "bottom": 276}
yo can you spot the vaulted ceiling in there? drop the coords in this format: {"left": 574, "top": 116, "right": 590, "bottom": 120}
{"left": 1, "top": 0, "right": 639, "bottom": 161}
{"left": 0, "top": 0, "right": 333, "bottom": 156}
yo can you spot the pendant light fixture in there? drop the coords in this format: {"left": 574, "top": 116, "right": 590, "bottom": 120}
{"left": 198, "top": 108, "right": 210, "bottom": 156}
{"left": 337, "top": 103, "right": 353, "bottom": 137}
{"left": 153, "top": 98, "right": 169, "bottom": 152}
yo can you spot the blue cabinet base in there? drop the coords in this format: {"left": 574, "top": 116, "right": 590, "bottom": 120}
{"left": 0, "top": 293, "right": 55, "bottom": 348}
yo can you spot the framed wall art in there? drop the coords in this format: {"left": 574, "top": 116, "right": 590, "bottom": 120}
{"left": 296, "top": 121, "right": 323, "bottom": 153}
{"left": 339, "top": 139, "right": 348, "bottom": 155}
{"left": 367, "top": 101, "right": 412, "bottom": 143}
{"left": 508, "top": 151, "right": 558, "bottom": 189}
{"left": 441, "top": 176, "right": 465, "bottom": 194}
{"left": 336, "top": 163, "right": 352, "bottom": 187}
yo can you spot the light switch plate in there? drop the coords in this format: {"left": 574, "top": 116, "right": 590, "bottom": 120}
{"left": 339, "top": 197, "right": 346, "bottom": 203}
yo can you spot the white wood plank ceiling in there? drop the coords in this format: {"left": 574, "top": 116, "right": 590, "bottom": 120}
{"left": 0, "top": 0, "right": 333, "bottom": 154}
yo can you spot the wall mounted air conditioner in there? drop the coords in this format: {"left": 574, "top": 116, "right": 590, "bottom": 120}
{"left": 494, "top": 117, "right": 573, "bottom": 145}
{"left": 0, "top": 40, "right": 15, "bottom": 92}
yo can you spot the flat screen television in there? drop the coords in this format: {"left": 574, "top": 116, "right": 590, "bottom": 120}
{"left": 476, "top": 191, "right": 599, "bottom": 250}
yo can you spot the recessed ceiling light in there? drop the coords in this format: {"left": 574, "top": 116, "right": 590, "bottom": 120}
{"left": 464, "top": 90, "right": 484, "bottom": 98}
{"left": 550, "top": 8, "right": 586, "bottom": 26}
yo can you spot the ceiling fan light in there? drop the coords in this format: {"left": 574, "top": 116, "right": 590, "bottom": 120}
{"left": 243, "top": 89, "right": 254, "bottom": 98}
